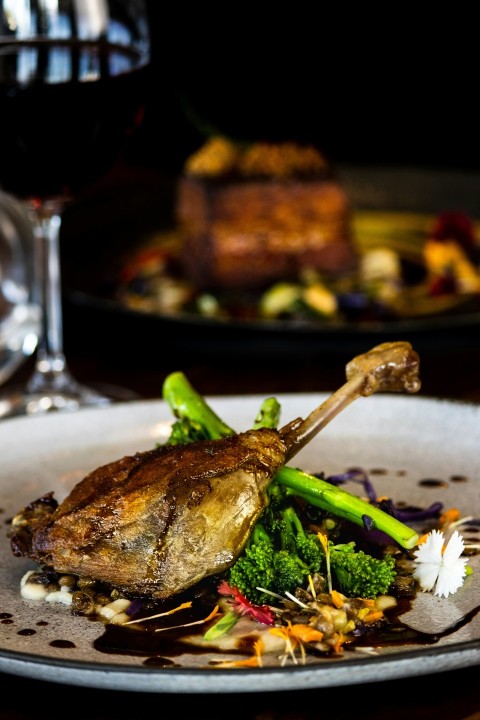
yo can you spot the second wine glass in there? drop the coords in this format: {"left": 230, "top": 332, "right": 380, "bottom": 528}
{"left": 0, "top": 0, "right": 151, "bottom": 417}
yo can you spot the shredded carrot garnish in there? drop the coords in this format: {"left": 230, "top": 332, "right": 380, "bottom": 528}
{"left": 124, "top": 602, "right": 221, "bottom": 632}
{"left": 154, "top": 605, "right": 221, "bottom": 633}
{"left": 210, "top": 638, "right": 264, "bottom": 668}
{"left": 270, "top": 621, "right": 323, "bottom": 665}
{"left": 331, "top": 632, "right": 348, "bottom": 654}
{"left": 269, "top": 625, "right": 294, "bottom": 642}
{"left": 123, "top": 601, "right": 193, "bottom": 625}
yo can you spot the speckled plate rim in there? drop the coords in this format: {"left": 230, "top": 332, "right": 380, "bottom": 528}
{"left": 1, "top": 393, "right": 480, "bottom": 693}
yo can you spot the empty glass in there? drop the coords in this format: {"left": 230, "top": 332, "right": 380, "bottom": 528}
{"left": 0, "top": 190, "right": 40, "bottom": 390}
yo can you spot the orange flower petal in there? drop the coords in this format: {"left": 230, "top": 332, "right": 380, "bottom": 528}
{"left": 289, "top": 624, "right": 324, "bottom": 643}
{"left": 439, "top": 508, "right": 461, "bottom": 527}
{"left": 362, "top": 610, "right": 384, "bottom": 624}
{"left": 330, "top": 590, "right": 345, "bottom": 608}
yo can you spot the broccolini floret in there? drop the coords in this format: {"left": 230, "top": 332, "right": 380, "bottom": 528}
{"left": 280, "top": 505, "right": 324, "bottom": 571}
{"left": 227, "top": 486, "right": 324, "bottom": 604}
{"left": 226, "top": 524, "right": 276, "bottom": 604}
{"left": 227, "top": 518, "right": 315, "bottom": 605}
{"left": 166, "top": 417, "right": 210, "bottom": 445}
{"left": 228, "top": 494, "right": 398, "bottom": 602}
{"left": 329, "top": 542, "right": 396, "bottom": 598}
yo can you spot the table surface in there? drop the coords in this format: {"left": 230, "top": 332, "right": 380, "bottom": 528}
{"left": 3, "top": 166, "right": 480, "bottom": 717}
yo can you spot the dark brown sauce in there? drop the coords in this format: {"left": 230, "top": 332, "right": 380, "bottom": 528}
{"left": 356, "top": 600, "right": 480, "bottom": 648}
{"left": 1, "top": 618, "right": 13, "bottom": 625}
{"left": 17, "top": 628, "right": 35, "bottom": 636}
{"left": 418, "top": 478, "right": 449, "bottom": 489}
{"left": 93, "top": 601, "right": 227, "bottom": 659}
{"left": 142, "top": 656, "right": 179, "bottom": 667}
{"left": 92, "top": 596, "right": 480, "bottom": 666}
{"left": 94, "top": 621, "right": 265, "bottom": 665}
{"left": 36, "top": 620, "right": 48, "bottom": 626}
{"left": 94, "top": 623, "right": 212, "bottom": 658}
{"left": 450, "top": 475, "right": 468, "bottom": 483}
{"left": 49, "top": 639, "right": 76, "bottom": 649}
{"left": 369, "top": 468, "right": 387, "bottom": 475}
{"left": 464, "top": 548, "right": 480, "bottom": 557}
{"left": 0, "top": 613, "right": 13, "bottom": 619}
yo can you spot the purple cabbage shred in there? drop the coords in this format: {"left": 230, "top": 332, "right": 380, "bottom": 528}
{"left": 322, "top": 468, "right": 445, "bottom": 524}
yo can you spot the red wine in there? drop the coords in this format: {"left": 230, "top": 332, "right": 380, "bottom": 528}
{"left": 0, "top": 40, "right": 149, "bottom": 200}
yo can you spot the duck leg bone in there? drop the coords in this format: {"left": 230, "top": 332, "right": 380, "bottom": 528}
{"left": 281, "top": 341, "right": 421, "bottom": 462}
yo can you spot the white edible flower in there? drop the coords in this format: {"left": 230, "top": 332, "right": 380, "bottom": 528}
{"left": 412, "top": 529, "right": 469, "bottom": 598}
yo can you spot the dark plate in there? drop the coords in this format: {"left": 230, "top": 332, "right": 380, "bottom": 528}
{"left": 62, "top": 165, "right": 480, "bottom": 359}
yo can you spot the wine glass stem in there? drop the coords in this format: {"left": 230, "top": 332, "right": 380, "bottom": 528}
{"left": 27, "top": 209, "right": 71, "bottom": 392}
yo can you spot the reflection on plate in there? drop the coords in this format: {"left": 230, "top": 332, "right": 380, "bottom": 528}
{"left": 1, "top": 394, "right": 480, "bottom": 693}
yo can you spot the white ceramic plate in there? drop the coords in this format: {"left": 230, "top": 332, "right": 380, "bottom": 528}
{"left": 1, "top": 393, "right": 480, "bottom": 693}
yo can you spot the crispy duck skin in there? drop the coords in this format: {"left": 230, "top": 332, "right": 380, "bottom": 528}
{"left": 9, "top": 341, "right": 420, "bottom": 600}
{"left": 10, "top": 429, "right": 285, "bottom": 599}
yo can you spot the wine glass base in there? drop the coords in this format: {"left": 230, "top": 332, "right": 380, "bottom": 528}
{"left": 0, "top": 382, "right": 139, "bottom": 419}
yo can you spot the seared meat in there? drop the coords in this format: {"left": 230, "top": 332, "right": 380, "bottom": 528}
{"left": 10, "top": 341, "right": 421, "bottom": 600}
{"left": 10, "top": 429, "right": 285, "bottom": 599}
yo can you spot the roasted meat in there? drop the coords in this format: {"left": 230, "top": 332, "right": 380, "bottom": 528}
{"left": 11, "top": 429, "right": 285, "bottom": 598}
{"left": 10, "top": 341, "right": 421, "bottom": 600}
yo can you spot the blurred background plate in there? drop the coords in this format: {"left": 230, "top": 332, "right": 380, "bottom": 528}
{"left": 61, "top": 164, "right": 480, "bottom": 361}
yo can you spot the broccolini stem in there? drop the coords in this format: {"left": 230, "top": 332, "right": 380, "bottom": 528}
{"left": 162, "top": 371, "right": 234, "bottom": 440}
{"left": 251, "top": 522, "right": 271, "bottom": 545}
{"left": 276, "top": 466, "right": 419, "bottom": 550}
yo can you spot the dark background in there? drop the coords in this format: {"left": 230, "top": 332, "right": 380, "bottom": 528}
{"left": 60, "top": 5, "right": 480, "bottom": 389}
{"left": 131, "top": 5, "right": 480, "bottom": 177}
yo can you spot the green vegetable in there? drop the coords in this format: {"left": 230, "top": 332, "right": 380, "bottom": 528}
{"left": 227, "top": 516, "right": 315, "bottom": 605}
{"left": 228, "top": 485, "right": 397, "bottom": 602}
{"left": 162, "top": 371, "right": 234, "bottom": 443}
{"left": 252, "top": 397, "right": 281, "bottom": 429}
{"left": 227, "top": 524, "right": 278, "bottom": 604}
{"left": 203, "top": 610, "right": 240, "bottom": 640}
{"left": 275, "top": 465, "right": 418, "bottom": 550}
{"left": 329, "top": 542, "right": 396, "bottom": 598}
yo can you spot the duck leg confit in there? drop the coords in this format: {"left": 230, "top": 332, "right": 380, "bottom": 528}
{"left": 9, "top": 341, "right": 421, "bottom": 600}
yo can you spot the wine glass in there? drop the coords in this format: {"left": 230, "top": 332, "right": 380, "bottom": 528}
{"left": 0, "top": 0, "right": 151, "bottom": 418}
{"left": 0, "top": 189, "right": 40, "bottom": 388}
